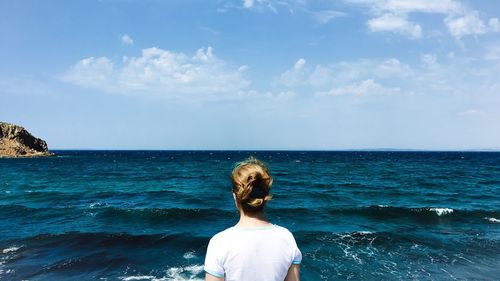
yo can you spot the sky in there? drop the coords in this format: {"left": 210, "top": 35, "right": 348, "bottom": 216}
{"left": 1, "top": 0, "right": 499, "bottom": 150}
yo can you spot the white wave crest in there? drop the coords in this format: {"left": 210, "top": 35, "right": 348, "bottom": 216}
{"left": 353, "top": 231, "right": 373, "bottom": 235}
{"left": 2, "top": 246, "right": 21, "bottom": 254}
{"left": 428, "top": 208, "right": 454, "bottom": 216}
{"left": 182, "top": 251, "right": 196, "bottom": 259}
{"left": 484, "top": 217, "right": 500, "bottom": 223}
{"left": 121, "top": 276, "right": 155, "bottom": 281}
{"left": 167, "top": 264, "right": 203, "bottom": 280}
{"left": 120, "top": 264, "right": 204, "bottom": 281}
{"left": 89, "top": 202, "right": 108, "bottom": 209}
{"left": 0, "top": 269, "right": 15, "bottom": 275}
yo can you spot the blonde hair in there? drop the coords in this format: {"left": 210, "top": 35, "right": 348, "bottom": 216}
{"left": 231, "top": 156, "right": 273, "bottom": 213}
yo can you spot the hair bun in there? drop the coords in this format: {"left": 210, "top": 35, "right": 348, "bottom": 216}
{"left": 231, "top": 157, "right": 273, "bottom": 212}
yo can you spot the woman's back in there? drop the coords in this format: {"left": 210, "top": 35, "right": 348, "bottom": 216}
{"left": 204, "top": 224, "right": 302, "bottom": 281}
{"left": 204, "top": 157, "right": 301, "bottom": 280}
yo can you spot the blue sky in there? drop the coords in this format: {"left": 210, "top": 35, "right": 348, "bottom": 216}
{"left": 1, "top": 0, "right": 499, "bottom": 150}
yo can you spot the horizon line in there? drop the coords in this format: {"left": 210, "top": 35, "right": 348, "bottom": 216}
{"left": 48, "top": 148, "right": 500, "bottom": 152}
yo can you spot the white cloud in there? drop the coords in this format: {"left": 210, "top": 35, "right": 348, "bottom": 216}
{"left": 276, "top": 58, "right": 307, "bottom": 87}
{"left": 376, "top": 58, "right": 412, "bottom": 76}
{"left": 121, "top": 34, "right": 134, "bottom": 45}
{"left": 65, "top": 57, "right": 114, "bottom": 89}
{"left": 237, "top": 1, "right": 343, "bottom": 18}
{"left": 489, "top": 18, "right": 500, "bottom": 32}
{"left": 232, "top": 0, "right": 497, "bottom": 39}
{"left": 367, "top": 13, "right": 422, "bottom": 39}
{"left": 266, "top": 90, "right": 297, "bottom": 101}
{"left": 421, "top": 53, "right": 437, "bottom": 66}
{"left": 444, "top": 11, "right": 486, "bottom": 38}
{"left": 347, "top": 0, "right": 462, "bottom": 14}
{"left": 274, "top": 52, "right": 500, "bottom": 109}
{"left": 193, "top": 46, "right": 215, "bottom": 61}
{"left": 346, "top": 0, "right": 498, "bottom": 39}
{"left": 235, "top": 89, "right": 297, "bottom": 103}
{"left": 309, "top": 65, "right": 335, "bottom": 87}
{"left": 243, "top": 0, "right": 254, "bottom": 8}
{"left": 319, "top": 79, "right": 400, "bottom": 96}
{"left": 459, "top": 109, "right": 482, "bottom": 116}
{"left": 241, "top": 0, "right": 277, "bottom": 12}
{"left": 310, "top": 10, "right": 346, "bottom": 24}
{"left": 294, "top": 58, "right": 306, "bottom": 70}
{"left": 278, "top": 57, "right": 412, "bottom": 91}
{"left": 238, "top": 65, "right": 249, "bottom": 71}
{"left": 63, "top": 47, "right": 250, "bottom": 101}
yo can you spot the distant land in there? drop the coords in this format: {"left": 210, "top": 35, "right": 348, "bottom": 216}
{"left": 0, "top": 122, "right": 53, "bottom": 157}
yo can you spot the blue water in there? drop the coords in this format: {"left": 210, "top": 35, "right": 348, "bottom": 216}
{"left": 1, "top": 151, "right": 499, "bottom": 280}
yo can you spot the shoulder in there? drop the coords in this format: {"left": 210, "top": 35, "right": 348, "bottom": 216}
{"left": 209, "top": 227, "right": 236, "bottom": 244}
{"left": 272, "top": 224, "right": 293, "bottom": 234}
{"left": 271, "top": 225, "right": 297, "bottom": 240}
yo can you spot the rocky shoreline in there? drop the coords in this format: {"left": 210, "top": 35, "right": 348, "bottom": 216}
{"left": 0, "top": 122, "right": 54, "bottom": 158}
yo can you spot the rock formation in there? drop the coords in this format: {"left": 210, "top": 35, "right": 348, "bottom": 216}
{"left": 0, "top": 122, "right": 54, "bottom": 157}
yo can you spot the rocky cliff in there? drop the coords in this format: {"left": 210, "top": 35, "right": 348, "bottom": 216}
{"left": 0, "top": 122, "right": 54, "bottom": 157}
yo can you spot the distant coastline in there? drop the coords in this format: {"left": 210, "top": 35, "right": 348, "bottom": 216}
{"left": 0, "top": 122, "right": 54, "bottom": 158}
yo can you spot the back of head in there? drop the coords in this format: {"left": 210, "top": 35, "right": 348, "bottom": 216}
{"left": 231, "top": 156, "right": 273, "bottom": 213}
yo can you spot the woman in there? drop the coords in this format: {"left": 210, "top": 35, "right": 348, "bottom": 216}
{"left": 204, "top": 157, "right": 302, "bottom": 281}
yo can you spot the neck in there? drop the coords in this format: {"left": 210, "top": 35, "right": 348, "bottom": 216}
{"left": 235, "top": 209, "right": 271, "bottom": 227}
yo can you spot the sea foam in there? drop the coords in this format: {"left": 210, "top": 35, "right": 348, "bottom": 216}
{"left": 182, "top": 251, "right": 196, "bottom": 259}
{"left": 428, "top": 208, "right": 454, "bottom": 216}
{"left": 121, "top": 276, "right": 155, "bottom": 281}
{"left": 89, "top": 202, "right": 108, "bottom": 209}
{"left": 120, "top": 264, "right": 204, "bottom": 281}
{"left": 353, "top": 231, "right": 374, "bottom": 235}
{"left": 2, "top": 246, "right": 21, "bottom": 254}
{"left": 484, "top": 217, "right": 500, "bottom": 223}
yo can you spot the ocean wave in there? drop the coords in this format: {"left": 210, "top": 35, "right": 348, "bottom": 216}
{"left": 167, "top": 264, "right": 203, "bottom": 281}
{"left": 484, "top": 217, "right": 500, "bottom": 223}
{"left": 93, "top": 205, "right": 494, "bottom": 223}
{"left": 322, "top": 205, "right": 498, "bottom": 221}
{"left": 421, "top": 207, "right": 453, "bottom": 216}
{"left": 88, "top": 202, "right": 109, "bottom": 209}
{"left": 10, "top": 189, "right": 185, "bottom": 200}
{"left": 94, "top": 207, "right": 234, "bottom": 223}
{"left": 1, "top": 246, "right": 21, "bottom": 254}
{"left": 0, "top": 245, "right": 22, "bottom": 277}
{"left": 182, "top": 251, "right": 196, "bottom": 259}
{"left": 352, "top": 231, "right": 374, "bottom": 235}
{"left": 295, "top": 230, "right": 379, "bottom": 243}
{"left": 120, "top": 264, "right": 203, "bottom": 281}
{"left": 292, "top": 228, "right": 500, "bottom": 280}
{"left": 294, "top": 229, "right": 500, "bottom": 253}
{"left": 12, "top": 232, "right": 209, "bottom": 249}
{"left": 271, "top": 205, "right": 497, "bottom": 223}
{"left": 0, "top": 204, "right": 233, "bottom": 222}
{"left": 2, "top": 204, "right": 499, "bottom": 229}
{"left": 0, "top": 232, "right": 209, "bottom": 280}
{"left": 121, "top": 276, "right": 157, "bottom": 281}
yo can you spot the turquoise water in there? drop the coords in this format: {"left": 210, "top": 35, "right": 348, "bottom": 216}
{"left": 1, "top": 151, "right": 499, "bottom": 280}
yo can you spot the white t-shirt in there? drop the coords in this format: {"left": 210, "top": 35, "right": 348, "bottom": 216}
{"left": 204, "top": 224, "right": 302, "bottom": 281}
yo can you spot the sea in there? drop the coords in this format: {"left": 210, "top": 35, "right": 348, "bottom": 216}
{"left": 0, "top": 151, "right": 499, "bottom": 280}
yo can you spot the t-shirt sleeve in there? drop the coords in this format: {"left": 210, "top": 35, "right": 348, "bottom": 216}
{"left": 290, "top": 233, "right": 302, "bottom": 265}
{"left": 204, "top": 237, "right": 225, "bottom": 278}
